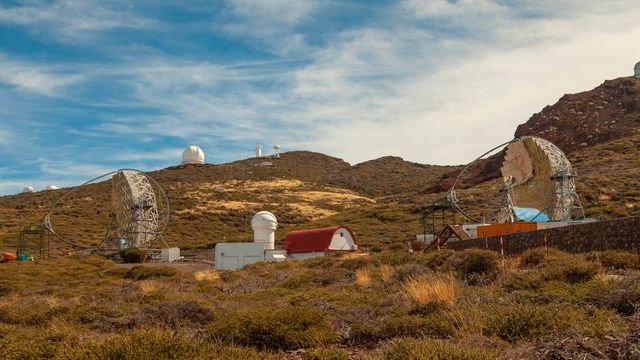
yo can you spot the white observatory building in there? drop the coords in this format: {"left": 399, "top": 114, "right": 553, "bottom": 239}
{"left": 182, "top": 145, "right": 205, "bottom": 164}
{"left": 251, "top": 211, "right": 278, "bottom": 250}
{"left": 22, "top": 186, "right": 35, "bottom": 193}
{"left": 45, "top": 185, "right": 58, "bottom": 191}
{"left": 635, "top": 62, "right": 640, "bottom": 78}
{"left": 215, "top": 211, "right": 286, "bottom": 270}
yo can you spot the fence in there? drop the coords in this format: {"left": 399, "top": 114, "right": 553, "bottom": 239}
{"left": 446, "top": 216, "right": 640, "bottom": 255}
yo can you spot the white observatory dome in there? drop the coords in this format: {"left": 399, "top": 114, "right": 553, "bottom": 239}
{"left": 251, "top": 211, "right": 278, "bottom": 250}
{"left": 22, "top": 186, "right": 35, "bottom": 193}
{"left": 635, "top": 62, "right": 640, "bottom": 78}
{"left": 182, "top": 145, "right": 205, "bottom": 164}
{"left": 45, "top": 185, "right": 58, "bottom": 190}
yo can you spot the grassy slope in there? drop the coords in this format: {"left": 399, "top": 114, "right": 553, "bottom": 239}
{"left": 0, "top": 249, "right": 638, "bottom": 359}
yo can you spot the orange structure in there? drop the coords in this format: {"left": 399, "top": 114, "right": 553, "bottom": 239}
{"left": 476, "top": 222, "right": 537, "bottom": 238}
{"left": 0, "top": 252, "right": 17, "bottom": 263}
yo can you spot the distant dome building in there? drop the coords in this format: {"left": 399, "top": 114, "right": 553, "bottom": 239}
{"left": 182, "top": 145, "right": 205, "bottom": 164}
{"left": 635, "top": 62, "right": 640, "bottom": 78}
{"left": 45, "top": 185, "right": 58, "bottom": 190}
{"left": 22, "top": 186, "right": 34, "bottom": 193}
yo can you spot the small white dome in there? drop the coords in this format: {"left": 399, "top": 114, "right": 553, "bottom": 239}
{"left": 251, "top": 211, "right": 278, "bottom": 230}
{"left": 182, "top": 145, "right": 205, "bottom": 164}
{"left": 22, "top": 186, "right": 34, "bottom": 193}
{"left": 635, "top": 62, "right": 640, "bottom": 78}
{"left": 274, "top": 144, "right": 280, "bottom": 150}
{"left": 45, "top": 185, "right": 58, "bottom": 190}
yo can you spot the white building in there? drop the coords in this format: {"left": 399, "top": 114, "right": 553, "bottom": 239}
{"left": 182, "top": 145, "right": 205, "bottom": 164}
{"left": 215, "top": 211, "right": 281, "bottom": 270}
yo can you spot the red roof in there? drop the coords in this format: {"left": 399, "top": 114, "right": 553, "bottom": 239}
{"left": 283, "top": 226, "right": 357, "bottom": 254}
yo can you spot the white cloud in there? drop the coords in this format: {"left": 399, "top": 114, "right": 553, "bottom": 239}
{"left": 0, "top": 60, "right": 81, "bottom": 96}
{"left": 221, "top": 0, "right": 320, "bottom": 55}
{"left": 276, "top": 1, "right": 640, "bottom": 164}
{"left": 0, "top": 0, "right": 153, "bottom": 41}
{"left": 402, "top": 0, "right": 505, "bottom": 18}
{"left": 227, "top": 0, "right": 318, "bottom": 25}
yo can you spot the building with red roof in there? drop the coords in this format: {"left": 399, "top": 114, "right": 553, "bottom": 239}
{"left": 283, "top": 226, "right": 358, "bottom": 260}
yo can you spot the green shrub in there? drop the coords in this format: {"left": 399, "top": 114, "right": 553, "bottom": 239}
{"left": 302, "top": 348, "right": 349, "bottom": 360}
{"left": 590, "top": 278, "right": 640, "bottom": 316}
{"left": 208, "top": 306, "right": 339, "bottom": 351}
{"left": 64, "top": 329, "right": 275, "bottom": 360}
{"left": 446, "top": 249, "right": 500, "bottom": 284}
{"left": 119, "top": 248, "right": 148, "bottom": 263}
{"left": 124, "top": 265, "right": 178, "bottom": 280}
{"left": 502, "top": 272, "right": 544, "bottom": 292}
{"left": 372, "top": 250, "right": 416, "bottom": 266}
{"left": 350, "top": 313, "right": 455, "bottom": 345}
{"left": 408, "top": 301, "right": 451, "bottom": 316}
{"left": 481, "top": 303, "right": 616, "bottom": 342}
{"left": 139, "top": 300, "right": 215, "bottom": 328}
{"left": 383, "top": 338, "right": 497, "bottom": 360}
{"left": 542, "top": 261, "right": 598, "bottom": 284}
{"left": 520, "top": 248, "right": 547, "bottom": 267}
{"left": 598, "top": 250, "right": 639, "bottom": 270}
{"left": 382, "top": 313, "right": 455, "bottom": 339}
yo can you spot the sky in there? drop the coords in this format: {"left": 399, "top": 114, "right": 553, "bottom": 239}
{"left": 0, "top": 0, "right": 639, "bottom": 195}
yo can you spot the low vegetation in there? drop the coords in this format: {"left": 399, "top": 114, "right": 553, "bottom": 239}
{"left": 0, "top": 248, "right": 638, "bottom": 359}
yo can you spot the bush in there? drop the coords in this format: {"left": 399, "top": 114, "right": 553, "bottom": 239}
{"left": 383, "top": 338, "right": 497, "bottom": 360}
{"left": 520, "top": 248, "right": 547, "bottom": 267}
{"left": 208, "top": 306, "right": 339, "bottom": 351}
{"left": 591, "top": 278, "right": 640, "bottom": 316}
{"left": 481, "top": 303, "right": 615, "bottom": 342}
{"left": 543, "top": 261, "right": 599, "bottom": 284}
{"left": 350, "top": 313, "right": 456, "bottom": 345}
{"left": 302, "top": 348, "right": 349, "bottom": 360}
{"left": 64, "top": 329, "right": 274, "bottom": 360}
{"left": 124, "top": 266, "right": 178, "bottom": 280}
{"left": 138, "top": 300, "right": 215, "bottom": 328}
{"left": 119, "top": 248, "right": 148, "bottom": 263}
{"left": 446, "top": 249, "right": 500, "bottom": 284}
{"left": 598, "top": 250, "right": 639, "bottom": 270}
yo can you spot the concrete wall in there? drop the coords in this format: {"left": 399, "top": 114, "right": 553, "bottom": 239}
{"left": 215, "top": 242, "right": 265, "bottom": 270}
{"left": 447, "top": 216, "right": 640, "bottom": 255}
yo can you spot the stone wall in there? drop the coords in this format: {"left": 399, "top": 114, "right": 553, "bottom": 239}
{"left": 446, "top": 216, "right": 640, "bottom": 255}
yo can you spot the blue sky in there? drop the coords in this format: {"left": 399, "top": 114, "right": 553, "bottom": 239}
{"left": 0, "top": 0, "right": 639, "bottom": 195}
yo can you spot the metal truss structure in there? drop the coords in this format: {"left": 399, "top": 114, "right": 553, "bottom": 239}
{"left": 111, "top": 170, "right": 163, "bottom": 248}
{"left": 44, "top": 169, "right": 169, "bottom": 250}
{"left": 446, "top": 136, "right": 584, "bottom": 224}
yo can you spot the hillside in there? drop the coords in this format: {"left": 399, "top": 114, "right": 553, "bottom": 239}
{"left": 0, "top": 152, "right": 455, "bottom": 250}
{"left": 0, "top": 77, "right": 639, "bottom": 252}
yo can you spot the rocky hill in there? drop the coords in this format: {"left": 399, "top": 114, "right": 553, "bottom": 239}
{"left": 0, "top": 77, "right": 639, "bottom": 252}
{"left": 515, "top": 77, "right": 640, "bottom": 152}
{"left": 433, "top": 76, "right": 640, "bottom": 192}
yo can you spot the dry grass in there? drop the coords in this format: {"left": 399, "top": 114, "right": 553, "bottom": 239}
{"left": 403, "top": 273, "right": 460, "bottom": 305}
{"left": 194, "top": 270, "right": 221, "bottom": 282}
{"left": 380, "top": 264, "right": 394, "bottom": 283}
{"left": 355, "top": 267, "right": 373, "bottom": 287}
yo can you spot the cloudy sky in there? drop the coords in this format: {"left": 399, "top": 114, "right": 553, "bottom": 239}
{"left": 0, "top": 0, "right": 639, "bottom": 195}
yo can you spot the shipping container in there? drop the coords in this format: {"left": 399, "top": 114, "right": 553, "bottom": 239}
{"left": 476, "top": 222, "right": 537, "bottom": 238}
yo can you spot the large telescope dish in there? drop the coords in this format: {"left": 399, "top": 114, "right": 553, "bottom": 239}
{"left": 448, "top": 136, "right": 584, "bottom": 223}
{"left": 43, "top": 169, "right": 170, "bottom": 250}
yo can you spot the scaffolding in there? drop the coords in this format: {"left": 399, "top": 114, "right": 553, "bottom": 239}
{"left": 18, "top": 225, "right": 48, "bottom": 261}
